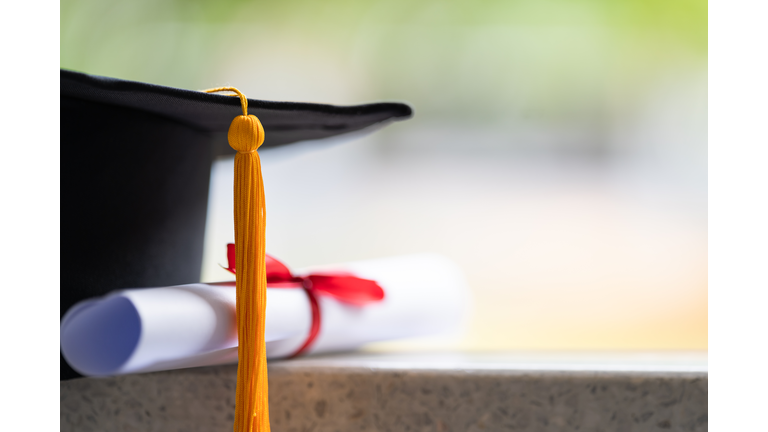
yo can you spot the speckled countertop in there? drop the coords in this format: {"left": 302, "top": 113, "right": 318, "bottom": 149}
{"left": 60, "top": 352, "right": 707, "bottom": 432}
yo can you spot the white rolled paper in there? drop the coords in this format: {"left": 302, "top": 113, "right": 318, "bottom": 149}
{"left": 60, "top": 253, "right": 470, "bottom": 376}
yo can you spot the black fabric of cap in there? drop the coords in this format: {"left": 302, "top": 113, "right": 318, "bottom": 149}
{"left": 61, "top": 69, "right": 412, "bottom": 380}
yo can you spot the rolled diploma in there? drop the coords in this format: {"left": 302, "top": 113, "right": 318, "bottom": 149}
{"left": 60, "top": 253, "right": 470, "bottom": 376}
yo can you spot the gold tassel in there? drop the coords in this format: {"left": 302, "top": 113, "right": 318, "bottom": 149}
{"left": 203, "top": 87, "right": 270, "bottom": 432}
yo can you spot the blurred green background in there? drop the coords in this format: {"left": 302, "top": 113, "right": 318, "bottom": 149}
{"left": 61, "top": 0, "right": 706, "bottom": 131}
{"left": 62, "top": 0, "right": 707, "bottom": 351}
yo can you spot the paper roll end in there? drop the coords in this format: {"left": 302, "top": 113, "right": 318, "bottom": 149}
{"left": 60, "top": 296, "right": 142, "bottom": 376}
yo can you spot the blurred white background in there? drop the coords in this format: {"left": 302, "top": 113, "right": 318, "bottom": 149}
{"left": 200, "top": 72, "right": 707, "bottom": 350}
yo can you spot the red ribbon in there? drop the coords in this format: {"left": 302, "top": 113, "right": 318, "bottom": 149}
{"left": 224, "top": 243, "right": 384, "bottom": 358}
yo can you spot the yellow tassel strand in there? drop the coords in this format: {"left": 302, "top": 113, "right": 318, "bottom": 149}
{"left": 203, "top": 87, "right": 270, "bottom": 432}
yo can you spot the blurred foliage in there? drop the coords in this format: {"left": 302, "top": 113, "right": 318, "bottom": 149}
{"left": 61, "top": 0, "right": 706, "bottom": 123}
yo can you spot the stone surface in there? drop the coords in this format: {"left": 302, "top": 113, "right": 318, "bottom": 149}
{"left": 60, "top": 352, "right": 707, "bottom": 432}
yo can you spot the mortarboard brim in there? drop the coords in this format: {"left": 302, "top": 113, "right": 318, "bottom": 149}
{"left": 62, "top": 69, "right": 412, "bottom": 153}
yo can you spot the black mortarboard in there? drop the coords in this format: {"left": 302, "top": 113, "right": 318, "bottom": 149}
{"left": 61, "top": 69, "right": 411, "bottom": 379}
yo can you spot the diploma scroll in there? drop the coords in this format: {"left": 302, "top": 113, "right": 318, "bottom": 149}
{"left": 60, "top": 254, "right": 470, "bottom": 376}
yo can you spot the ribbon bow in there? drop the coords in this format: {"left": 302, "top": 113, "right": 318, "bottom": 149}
{"left": 224, "top": 243, "right": 384, "bottom": 357}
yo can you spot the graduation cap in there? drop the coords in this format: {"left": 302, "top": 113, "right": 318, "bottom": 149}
{"left": 61, "top": 69, "right": 412, "bottom": 389}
